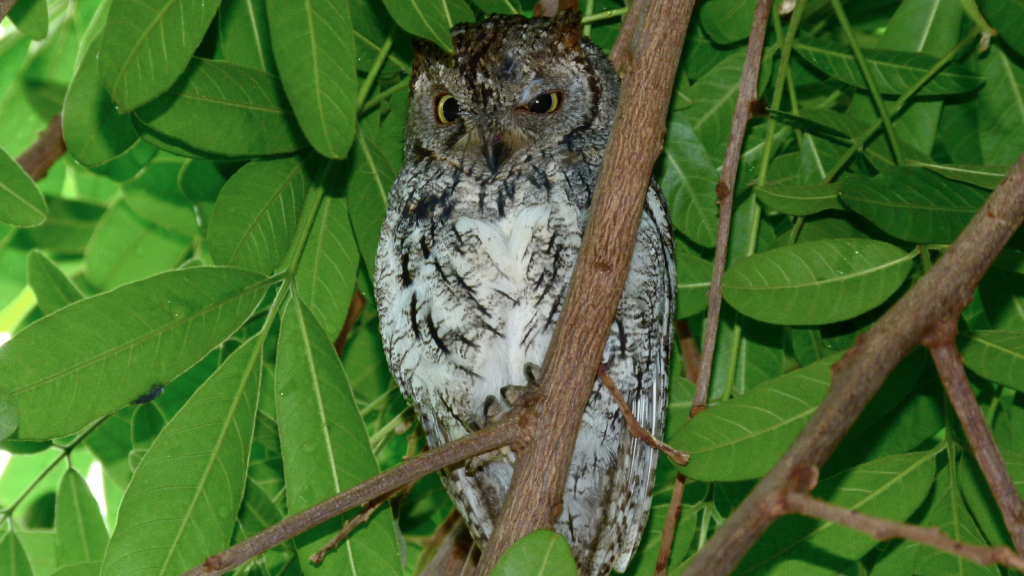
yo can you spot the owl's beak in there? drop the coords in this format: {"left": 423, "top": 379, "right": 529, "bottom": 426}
{"left": 482, "top": 134, "right": 508, "bottom": 175}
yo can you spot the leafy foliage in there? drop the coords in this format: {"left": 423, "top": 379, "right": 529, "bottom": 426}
{"left": 0, "top": 1, "right": 1022, "bottom": 576}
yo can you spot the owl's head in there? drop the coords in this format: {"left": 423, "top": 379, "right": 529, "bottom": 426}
{"left": 405, "top": 11, "right": 619, "bottom": 176}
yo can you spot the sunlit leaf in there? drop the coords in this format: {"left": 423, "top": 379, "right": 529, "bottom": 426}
{"left": 0, "top": 144, "right": 46, "bottom": 227}
{"left": 7, "top": 0, "right": 48, "bottom": 41}
{"left": 55, "top": 470, "right": 108, "bottom": 566}
{"left": 0, "top": 530, "right": 34, "bottom": 576}
{"left": 0, "top": 266, "right": 268, "bottom": 440}
{"left": 0, "top": 385, "right": 17, "bottom": 444}
{"left": 26, "top": 249, "right": 83, "bottom": 316}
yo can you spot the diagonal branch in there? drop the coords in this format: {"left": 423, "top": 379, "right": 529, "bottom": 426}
{"left": 691, "top": 0, "right": 773, "bottom": 417}
{"left": 17, "top": 114, "right": 66, "bottom": 182}
{"left": 474, "top": 0, "right": 698, "bottom": 572}
{"left": 0, "top": 0, "right": 18, "bottom": 22}
{"left": 785, "top": 492, "right": 1024, "bottom": 572}
{"left": 680, "top": 148, "right": 1024, "bottom": 576}
{"left": 925, "top": 320, "right": 1024, "bottom": 553}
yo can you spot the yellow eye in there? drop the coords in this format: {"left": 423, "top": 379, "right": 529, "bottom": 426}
{"left": 524, "top": 92, "right": 561, "bottom": 114}
{"left": 436, "top": 94, "right": 461, "bottom": 124}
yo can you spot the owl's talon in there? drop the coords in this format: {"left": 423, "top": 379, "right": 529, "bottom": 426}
{"left": 484, "top": 395, "right": 503, "bottom": 423}
{"left": 500, "top": 384, "right": 531, "bottom": 407}
{"left": 523, "top": 363, "right": 542, "bottom": 386}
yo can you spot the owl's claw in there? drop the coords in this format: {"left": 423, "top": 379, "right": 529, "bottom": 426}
{"left": 523, "top": 362, "right": 542, "bottom": 386}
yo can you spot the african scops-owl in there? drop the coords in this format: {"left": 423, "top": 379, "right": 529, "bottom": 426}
{"left": 374, "top": 11, "right": 675, "bottom": 575}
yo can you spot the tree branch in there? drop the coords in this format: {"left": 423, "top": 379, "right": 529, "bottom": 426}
{"left": 679, "top": 150, "right": 1024, "bottom": 576}
{"left": 475, "top": 1, "right": 697, "bottom": 571}
{"left": 926, "top": 321, "right": 1024, "bottom": 553}
{"left": 675, "top": 320, "right": 700, "bottom": 383}
{"left": 17, "top": 114, "right": 66, "bottom": 182}
{"left": 691, "top": 0, "right": 773, "bottom": 417}
{"left": 0, "top": 0, "right": 18, "bottom": 22}
{"left": 655, "top": 475, "right": 686, "bottom": 576}
{"left": 182, "top": 414, "right": 527, "bottom": 576}
{"left": 785, "top": 492, "right": 1024, "bottom": 573}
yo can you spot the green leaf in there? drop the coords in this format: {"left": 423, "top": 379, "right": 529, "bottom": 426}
{"left": 0, "top": 385, "right": 18, "bottom": 444}
{"left": 0, "top": 266, "right": 268, "bottom": 440}
{"left": 219, "top": 0, "right": 276, "bottom": 73}
{"left": 839, "top": 168, "right": 989, "bottom": 244}
{"left": 295, "top": 194, "right": 360, "bottom": 336}
{"left": 55, "top": 470, "right": 109, "bottom": 566}
{"left": 130, "top": 402, "right": 165, "bottom": 449}
{"left": 754, "top": 182, "right": 842, "bottom": 216}
{"left": 121, "top": 157, "right": 200, "bottom": 238}
{"left": 915, "top": 163, "right": 1009, "bottom": 190}
{"left": 133, "top": 58, "right": 308, "bottom": 158}
{"left": 233, "top": 479, "right": 282, "bottom": 542}
{"left": 680, "top": 50, "right": 745, "bottom": 161}
{"left": 208, "top": 155, "right": 316, "bottom": 274}
{"left": 721, "top": 239, "right": 913, "bottom": 326}
{"left": 0, "top": 144, "right": 47, "bottom": 227}
{"left": 380, "top": 0, "right": 473, "bottom": 52}
{"left": 84, "top": 200, "right": 192, "bottom": 290}
{"left": 22, "top": 10, "right": 79, "bottom": 120}
{"left": 52, "top": 562, "right": 102, "bottom": 576}
{"left": 275, "top": 296, "right": 402, "bottom": 575}
{"left": 100, "top": 336, "right": 262, "bottom": 576}
{"left": 26, "top": 249, "right": 84, "bottom": 315}
{"left": 0, "top": 530, "right": 34, "bottom": 576}
{"left": 958, "top": 331, "right": 1024, "bottom": 393}
{"left": 977, "top": 43, "right": 1024, "bottom": 166}
{"left": 794, "top": 38, "right": 984, "bottom": 96}
{"left": 63, "top": 37, "right": 142, "bottom": 170}
{"left": 699, "top": 0, "right": 756, "bottom": 44}
{"left": 467, "top": 0, "right": 519, "bottom": 15}
{"left": 98, "top": 0, "right": 222, "bottom": 111}
{"left": 267, "top": 0, "right": 358, "bottom": 159}
{"left": 7, "top": 0, "right": 49, "bottom": 41}
{"left": 668, "top": 357, "right": 836, "bottom": 481}
{"left": 489, "top": 530, "right": 577, "bottom": 576}
{"left": 348, "top": 132, "right": 397, "bottom": 275}
{"left": 914, "top": 483, "right": 999, "bottom": 576}
{"left": 660, "top": 115, "right": 719, "bottom": 248}
{"left": 676, "top": 250, "right": 713, "bottom": 318}
{"left": 12, "top": 198, "right": 104, "bottom": 256}
{"left": 978, "top": 0, "right": 1024, "bottom": 58}
{"left": 87, "top": 139, "right": 159, "bottom": 183}
{"left": 736, "top": 451, "right": 937, "bottom": 576}
{"left": 622, "top": 501, "right": 699, "bottom": 576}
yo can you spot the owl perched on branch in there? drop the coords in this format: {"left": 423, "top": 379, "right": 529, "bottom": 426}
{"left": 374, "top": 11, "right": 675, "bottom": 575}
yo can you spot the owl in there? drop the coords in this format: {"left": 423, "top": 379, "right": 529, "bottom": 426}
{"left": 374, "top": 11, "right": 675, "bottom": 576}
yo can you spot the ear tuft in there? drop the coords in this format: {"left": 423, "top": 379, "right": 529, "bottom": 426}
{"left": 549, "top": 8, "right": 583, "bottom": 49}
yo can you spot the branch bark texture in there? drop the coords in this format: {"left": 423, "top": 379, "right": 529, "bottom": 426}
{"left": 17, "top": 114, "right": 65, "bottom": 182}
{"left": 691, "top": 0, "right": 773, "bottom": 416}
{"left": 680, "top": 151, "right": 1024, "bottom": 576}
{"left": 0, "top": 0, "right": 17, "bottom": 22}
{"left": 475, "top": 0, "right": 697, "bottom": 570}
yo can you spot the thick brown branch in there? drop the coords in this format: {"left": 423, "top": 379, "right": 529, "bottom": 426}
{"left": 785, "top": 492, "right": 1024, "bottom": 573}
{"left": 182, "top": 415, "right": 526, "bottom": 576}
{"left": 655, "top": 475, "right": 686, "bottom": 576}
{"left": 675, "top": 320, "right": 700, "bottom": 383}
{"left": 598, "top": 365, "right": 689, "bottom": 465}
{"left": 928, "top": 326, "right": 1024, "bottom": 553}
{"left": 679, "top": 152, "right": 1024, "bottom": 576}
{"left": 17, "top": 114, "right": 66, "bottom": 182}
{"left": 0, "top": 0, "right": 18, "bottom": 22}
{"left": 475, "top": 1, "right": 697, "bottom": 571}
{"left": 691, "top": 0, "right": 773, "bottom": 417}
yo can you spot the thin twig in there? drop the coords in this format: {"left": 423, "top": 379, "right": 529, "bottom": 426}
{"left": 334, "top": 289, "right": 367, "bottom": 356}
{"left": 692, "top": 0, "right": 773, "bottom": 417}
{"left": 675, "top": 320, "right": 700, "bottom": 383}
{"left": 785, "top": 492, "right": 1024, "bottom": 572}
{"left": 310, "top": 488, "right": 400, "bottom": 564}
{"left": 598, "top": 365, "right": 689, "bottom": 466}
{"left": 17, "top": 114, "right": 66, "bottom": 182}
{"left": 183, "top": 415, "right": 526, "bottom": 576}
{"left": 476, "top": 2, "right": 697, "bottom": 571}
{"left": 655, "top": 475, "right": 687, "bottom": 576}
{"left": 679, "top": 150, "right": 1024, "bottom": 576}
{"left": 926, "top": 320, "right": 1024, "bottom": 553}
{"left": 413, "top": 509, "right": 463, "bottom": 575}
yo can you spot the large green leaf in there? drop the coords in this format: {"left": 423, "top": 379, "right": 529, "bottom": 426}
{"left": 55, "top": 470, "right": 109, "bottom": 566}
{"left": 721, "top": 239, "right": 913, "bottom": 326}
{"left": 668, "top": 357, "right": 836, "bottom": 481}
{"left": 0, "top": 144, "right": 47, "bottom": 227}
{"left": 754, "top": 182, "right": 842, "bottom": 216}
{"left": 52, "top": 562, "right": 102, "bottom": 576}
{"left": 676, "top": 250, "right": 713, "bottom": 318}
{"left": 379, "top": 0, "right": 473, "bottom": 52}
{"left": 489, "top": 530, "right": 577, "bottom": 576}
{"left": 219, "top": 0, "right": 276, "bottom": 73}
{"left": 914, "top": 483, "right": 999, "bottom": 576}
{"left": 915, "top": 163, "right": 1009, "bottom": 190}
{"left": 63, "top": 37, "right": 143, "bottom": 171}
{"left": 84, "top": 200, "right": 192, "bottom": 290}
{"left": 12, "top": 198, "right": 104, "bottom": 256}
{"left": 98, "top": 0, "right": 222, "bottom": 111}
{"left": 0, "top": 266, "right": 268, "bottom": 440}
{"left": 699, "top": 0, "right": 756, "bottom": 44}
{"left": 0, "top": 530, "right": 34, "bottom": 576}
{"left": 121, "top": 157, "right": 200, "bottom": 238}
{"left": 22, "top": 9, "right": 79, "bottom": 120}
{"left": 275, "top": 296, "right": 402, "bottom": 575}
{"left": 0, "top": 385, "right": 17, "bottom": 444}
{"left": 133, "top": 58, "right": 307, "bottom": 158}
{"left": 100, "top": 337, "right": 262, "bottom": 576}
{"left": 26, "top": 250, "right": 83, "bottom": 316}
{"left": 977, "top": 43, "right": 1024, "bottom": 166}
{"left": 680, "top": 50, "right": 745, "bottom": 161}
{"left": 7, "top": 0, "right": 48, "bottom": 41}
{"left": 736, "top": 451, "right": 937, "bottom": 576}
{"left": 660, "top": 115, "right": 719, "bottom": 248}
{"left": 295, "top": 195, "right": 361, "bottom": 336}
{"left": 208, "top": 155, "right": 316, "bottom": 274}
{"left": 839, "top": 168, "right": 989, "bottom": 244}
{"left": 958, "top": 331, "right": 1024, "bottom": 393}
{"left": 794, "top": 38, "right": 984, "bottom": 96}
{"left": 267, "top": 0, "right": 358, "bottom": 159}
{"left": 348, "top": 132, "right": 397, "bottom": 275}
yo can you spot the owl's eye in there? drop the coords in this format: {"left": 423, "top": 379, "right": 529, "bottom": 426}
{"left": 435, "top": 94, "right": 461, "bottom": 124}
{"left": 522, "top": 92, "right": 562, "bottom": 115}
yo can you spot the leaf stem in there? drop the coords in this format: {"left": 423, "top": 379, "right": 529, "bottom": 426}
{"left": 354, "top": 31, "right": 410, "bottom": 74}
{"left": 360, "top": 78, "right": 410, "bottom": 115}
{"left": 583, "top": 0, "right": 595, "bottom": 36}
{"left": 581, "top": 6, "right": 629, "bottom": 24}
{"left": 358, "top": 32, "right": 395, "bottom": 111}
